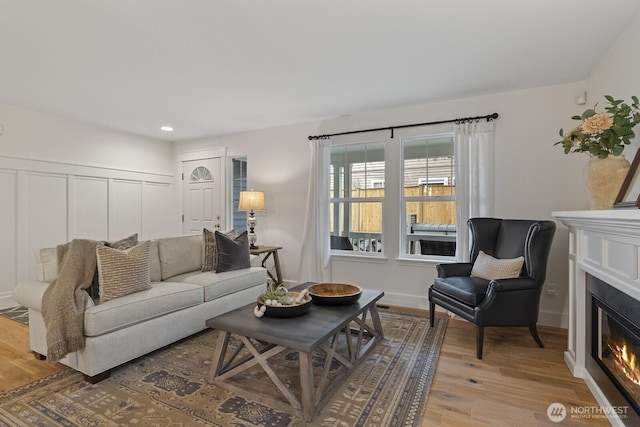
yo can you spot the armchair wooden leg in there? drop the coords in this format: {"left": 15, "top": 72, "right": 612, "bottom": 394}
{"left": 529, "top": 324, "right": 544, "bottom": 348}
{"left": 429, "top": 301, "right": 435, "bottom": 327}
{"left": 476, "top": 326, "right": 484, "bottom": 359}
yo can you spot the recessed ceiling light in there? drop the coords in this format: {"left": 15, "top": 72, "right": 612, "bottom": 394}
{"left": 160, "top": 126, "right": 174, "bottom": 132}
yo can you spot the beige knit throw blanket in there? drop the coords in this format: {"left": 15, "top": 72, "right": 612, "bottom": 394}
{"left": 41, "top": 239, "right": 101, "bottom": 362}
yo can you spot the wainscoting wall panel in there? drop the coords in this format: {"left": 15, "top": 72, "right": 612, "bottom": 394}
{"left": 72, "top": 176, "right": 109, "bottom": 240}
{"left": 0, "top": 169, "right": 17, "bottom": 309}
{"left": 23, "top": 172, "right": 69, "bottom": 260}
{"left": 109, "top": 179, "right": 143, "bottom": 241}
{"left": 142, "top": 182, "right": 173, "bottom": 239}
{"left": 0, "top": 156, "right": 176, "bottom": 308}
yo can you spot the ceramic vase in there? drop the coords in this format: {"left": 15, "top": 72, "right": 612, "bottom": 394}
{"left": 584, "top": 154, "right": 630, "bottom": 209}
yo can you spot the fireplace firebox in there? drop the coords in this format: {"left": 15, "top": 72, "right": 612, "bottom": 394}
{"left": 587, "top": 274, "right": 640, "bottom": 424}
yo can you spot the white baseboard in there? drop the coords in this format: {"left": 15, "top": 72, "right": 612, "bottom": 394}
{"left": 283, "top": 284, "right": 569, "bottom": 329}
{"left": 0, "top": 294, "right": 19, "bottom": 310}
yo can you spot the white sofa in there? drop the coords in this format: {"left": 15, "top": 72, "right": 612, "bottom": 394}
{"left": 12, "top": 234, "right": 268, "bottom": 382}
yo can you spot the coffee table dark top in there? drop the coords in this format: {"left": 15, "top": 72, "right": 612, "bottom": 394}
{"left": 206, "top": 285, "right": 384, "bottom": 353}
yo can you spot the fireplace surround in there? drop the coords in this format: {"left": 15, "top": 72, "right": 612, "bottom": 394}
{"left": 588, "top": 274, "right": 640, "bottom": 421}
{"left": 554, "top": 210, "right": 640, "bottom": 426}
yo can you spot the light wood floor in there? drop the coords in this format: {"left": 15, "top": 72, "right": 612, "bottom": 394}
{"left": 0, "top": 312, "right": 609, "bottom": 426}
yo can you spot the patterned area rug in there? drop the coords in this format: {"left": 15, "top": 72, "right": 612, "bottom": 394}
{"left": 0, "top": 306, "right": 28, "bottom": 325}
{"left": 0, "top": 309, "right": 447, "bottom": 427}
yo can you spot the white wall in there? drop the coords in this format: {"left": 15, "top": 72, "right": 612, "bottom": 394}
{"left": 0, "top": 103, "right": 177, "bottom": 308}
{"left": 7, "top": 13, "right": 637, "bottom": 323}
{"left": 325, "top": 83, "right": 589, "bottom": 327}
{"left": 175, "top": 122, "right": 318, "bottom": 282}
{"left": 176, "top": 81, "right": 590, "bottom": 327}
{"left": 179, "top": 11, "right": 640, "bottom": 327}
{"left": 587, "top": 13, "right": 640, "bottom": 113}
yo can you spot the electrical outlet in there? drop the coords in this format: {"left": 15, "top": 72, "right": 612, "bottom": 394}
{"left": 546, "top": 283, "right": 557, "bottom": 296}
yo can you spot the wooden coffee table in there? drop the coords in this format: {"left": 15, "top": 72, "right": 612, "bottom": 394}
{"left": 205, "top": 284, "right": 384, "bottom": 421}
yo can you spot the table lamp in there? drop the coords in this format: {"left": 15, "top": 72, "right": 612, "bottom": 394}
{"left": 238, "top": 190, "right": 265, "bottom": 248}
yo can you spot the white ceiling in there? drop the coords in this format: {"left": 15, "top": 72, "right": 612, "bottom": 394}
{"left": 1, "top": 0, "right": 639, "bottom": 142}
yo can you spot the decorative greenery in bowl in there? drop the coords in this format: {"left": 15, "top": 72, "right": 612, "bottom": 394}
{"left": 555, "top": 95, "right": 640, "bottom": 159}
{"left": 254, "top": 285, "right": 311, "bottom": 318}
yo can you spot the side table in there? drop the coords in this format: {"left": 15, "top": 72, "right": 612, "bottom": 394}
{"left": 250, "top": 245, "right": 283, "bottom": 284}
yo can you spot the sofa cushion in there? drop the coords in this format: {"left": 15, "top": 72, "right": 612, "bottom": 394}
{"left": 36, "top": 234, "right": 138, "bottom": 293}
{"left": 202, "top": 228, "right": 236, "bottom": 272}
{"left": 83, "top": 281, "right": 203, "bottom": 337}
{"left": 157, "top": 235, "right": 202, "bottom": 280}
{"left": 96, "top": 241, "right": 151, "bottom": 303}
{"left": 432, "top": 276, "right": 490, "bottom": 307}
{"left": 168, "top": 267, "right": 267, "bottom": 302}
{"left": 36, "top": 247, "right": 58, "bottom": 282}
{"left": 215, "top": 231, "right": 250, "bottom": 273}
{"left": 149, "top": 240, "right": 162, "bottom": 282}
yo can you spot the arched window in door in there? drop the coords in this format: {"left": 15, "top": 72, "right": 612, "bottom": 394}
{"left": 189, "top": 166, "right": 213, "bottom": 183}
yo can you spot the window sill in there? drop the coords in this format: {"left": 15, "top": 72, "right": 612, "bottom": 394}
{"left": 396, "top": 255, "right": 456, "bottom": 266}
{"left": 330, "top": 252, "right": 388, "bottom": 263}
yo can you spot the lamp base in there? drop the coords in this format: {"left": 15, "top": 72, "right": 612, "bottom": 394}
{"left": 248, "top": 225, "right": 257, "bottom": 249}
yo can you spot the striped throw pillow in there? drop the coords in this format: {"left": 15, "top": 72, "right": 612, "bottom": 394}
{"left": 201, "top": 228, "right": 237, "bottom": 272}
{"left": 97, "top": 241, "right": 151, "bottom": 303}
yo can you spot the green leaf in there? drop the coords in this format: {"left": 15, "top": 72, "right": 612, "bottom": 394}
{"left": 632, "top": 95, "right": 639, "bottom": 105}
{"left": 612, "top": 145, "right": 624, "bottom": 156}
{"left": 559, "top": 128, "right": 564, "bottom": 137}
{"left": 571, "top": 115, "right": 582, "bottom": 121}
{"left": 605, "top": 95, "right": 615, "bottom": 103}
{"left": 581, "top": 109, "right": 597, "bottom": 119}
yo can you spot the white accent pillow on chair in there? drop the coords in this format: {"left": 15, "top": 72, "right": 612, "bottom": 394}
{"left": 471, "top": 250, "right": 524, "bottom": 280}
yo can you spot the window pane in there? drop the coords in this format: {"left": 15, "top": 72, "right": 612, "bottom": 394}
{"left": 404, "top": 137, "right": 454, "bottom": 196}
{"left": 331, "top": 142, "right": 385, "bottom": 198}
{"left": 232, "top": 157, "right": 247, "bottom": 233}
{"left": 330, "top": 141, "right": 385, "bottom": 255}
{"left": 406, "top": 202, "right": 456, "bottom": 255}
{"left": 330, "top": 201, "right": 382, "bottom": 253}
{"left": 402, "top": 135, "right": 456, "bottom": 257}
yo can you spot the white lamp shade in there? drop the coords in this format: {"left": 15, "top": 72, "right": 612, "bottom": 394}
{"left": 238, "top": 191, "right": 265, "bottom": 211}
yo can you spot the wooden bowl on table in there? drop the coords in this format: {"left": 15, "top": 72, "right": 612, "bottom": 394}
{"left": 307, "top": 283, "right": 362, "bottom": 306}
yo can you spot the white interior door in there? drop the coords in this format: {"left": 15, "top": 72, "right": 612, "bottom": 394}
{"left": 182, "top": 158, "right": 222, "bottom": 235}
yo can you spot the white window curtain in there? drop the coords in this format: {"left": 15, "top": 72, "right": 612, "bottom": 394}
{"left": 298, "top": 138, "right": 332, "bottom": 283}
{"left": 454, "top": 121, "right": 495, "bottom": 262}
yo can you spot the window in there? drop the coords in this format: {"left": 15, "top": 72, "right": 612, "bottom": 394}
{"left": 330, "top": 142, "right": 384, "bottom": 253}
{"left": 403, "top": 134, "right": 456, "bottom": 257}
{"left": 190, "top": 166, "right": 213, "bottom": 183}
{"left": 231, "top": 157, "right": 248, "bottom": 233}
{"left": 323, "top": 122, "right": 493, "bottom": 262}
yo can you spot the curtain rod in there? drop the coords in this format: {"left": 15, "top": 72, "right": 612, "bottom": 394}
{"left": 307, "top": 112, "right": 499, "bottom": 140}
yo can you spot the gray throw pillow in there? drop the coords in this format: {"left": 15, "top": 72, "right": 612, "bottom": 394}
{"left": 215, "top": 231, "right": 250, "bottom": 273}
{"left": 202, "top": 228, "right": 237, "bottom": 272}
{"left": 105, "top": 233, "right": 138, "bottom": 250}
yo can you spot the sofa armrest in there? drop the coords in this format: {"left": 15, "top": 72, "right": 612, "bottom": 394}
{"left": 13, "top": 281, "right": 50, "bottom": 311}
{"left": 250, "top": 254, "right": 262, "bottom": 268}
{"left": 13, "top": 281, "right": 95, "bottom": 311}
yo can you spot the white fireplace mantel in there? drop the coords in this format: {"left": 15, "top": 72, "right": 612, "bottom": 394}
{"left": 553, "top": 209, "right": 640, "bottom": 426}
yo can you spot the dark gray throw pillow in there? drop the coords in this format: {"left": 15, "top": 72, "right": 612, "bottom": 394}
{"left": 215, "top": 231, "right": 250, "bottom": 273}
